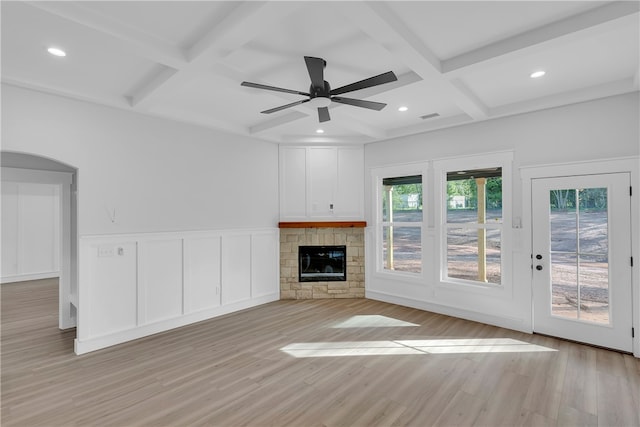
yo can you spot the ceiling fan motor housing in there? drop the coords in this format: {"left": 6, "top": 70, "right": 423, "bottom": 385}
{"left": 310, "top": 81, "right": 331, "bottom": 99}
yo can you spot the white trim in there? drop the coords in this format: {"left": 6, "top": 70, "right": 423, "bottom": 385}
{"left": 1, "top": 272, "right": 59, "bottom": 284}
{"left": 433, "top": 151, "right": 514, "bottom": 296}
{"left": 1, "top": 167, "right": 72, "bottom": 184}
{"left": 370, "top": 162, "right": 429, "bottom": 280}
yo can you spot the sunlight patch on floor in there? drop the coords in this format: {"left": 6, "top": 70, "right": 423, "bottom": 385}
{"left": 331, "top": 315, "right": 420, "bottom": 328}
{"left": 281, "top": 338, "right": 557, "bottom": 358}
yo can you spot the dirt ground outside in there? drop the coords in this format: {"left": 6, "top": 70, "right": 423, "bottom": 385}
{"left": 384, "top": 209, "right": 610, "bottom": 324}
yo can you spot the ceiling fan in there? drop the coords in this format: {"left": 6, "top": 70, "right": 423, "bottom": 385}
{"left": 241, "top": 56, "right": 398, "bottom": 123}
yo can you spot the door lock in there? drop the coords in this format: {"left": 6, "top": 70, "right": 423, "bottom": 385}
{"left": 536, "top": 254, "right": 542, "bottom": 260}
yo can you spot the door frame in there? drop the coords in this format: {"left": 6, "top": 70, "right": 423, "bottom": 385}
{"left": 1, "top": 153, "right": 78, "bottom": 331}
{"left": 521, "top": 156, "right": 639, "bottom": 357}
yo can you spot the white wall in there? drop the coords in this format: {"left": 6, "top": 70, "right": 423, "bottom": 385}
{"left": 2, "top": 83, "right": 281, "bottom": 353}
{"left": 1, "top": 84, "right": 279, "bottom": 235}
{"left": 364, "top": 93, "right": 640, "bottom": 336}
{"left": 1, "top": 181, "right": 60, "bottom": 282}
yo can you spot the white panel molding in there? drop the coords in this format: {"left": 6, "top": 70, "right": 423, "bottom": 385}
{"left": 76, "top": 227, "right": 279, "bottom": 355}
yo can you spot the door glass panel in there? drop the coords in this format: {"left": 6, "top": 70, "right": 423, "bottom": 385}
{"left": 579, "top": 254, "right": 609, "bottom": 324}
{"left": 549, "top": 187, "right": 609, "bottom": 325}
{"left": 551, "top": 252, "right": 578, "bottom": 319}
{"left": 549, "top": 189, "right": 576, "bottom": 252}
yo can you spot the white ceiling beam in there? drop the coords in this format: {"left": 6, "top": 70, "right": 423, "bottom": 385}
{"left": 2, "top": 77, "right": 130, "bottom": 110}
{"left": 337, "top": 2, "right": 489, "bottom": 120}
{"left": 131, "top": 1, "right": 301, "bottom": 110}
{"left": 386, "top": 114, "right": 473, "bottom": 140}
{"left": 26, "top": 1, "right": 186, "bottom": 69}
{"left": 127, "top": 67, "right": 178, "bottom": 107}
{"left": 249, "top": 111, "right": 309, "bottom": 135}
{"left": 443, "top": 1, "right": 640, "bottom": 75}
{"left": 489, "top": 77, "right": 637, "bottom": 119}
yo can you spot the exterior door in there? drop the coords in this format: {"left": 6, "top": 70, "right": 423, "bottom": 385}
{"left": 532, "top": 173, "right": 633, "bottom": 352}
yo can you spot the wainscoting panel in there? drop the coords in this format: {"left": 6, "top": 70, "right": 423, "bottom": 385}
{"left": 87, "top": 241, "right": 138, "bottom": 338}
{"left": 251, "top": 232, "right": 279, "bottom": 299}
{"left": 139, "top": 239, "right": 183, "bottom": 324}
{"left": 184, "top": 236, "right": 221, "bottom": 314}
{"left": 221, "top": 234, "right": 252, "bottom": 306}
{"left": 77, "top": 228, "right": 279, "bottom": 355}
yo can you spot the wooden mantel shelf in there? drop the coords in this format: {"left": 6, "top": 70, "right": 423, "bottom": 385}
{"left": 278, "top": 221, "right": 367, "bottom": 228}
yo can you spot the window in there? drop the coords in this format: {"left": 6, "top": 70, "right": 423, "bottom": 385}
{"left": 445, "top": 167, "right": 503, "bottom": 285}
{"left": 381, "top": 175, "right": 423, "bottom": 273}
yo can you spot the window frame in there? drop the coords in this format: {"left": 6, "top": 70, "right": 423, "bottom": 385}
{"left": 372, "top": 163, "right": 428, "bottom": 282}
{"left": 433, "top": 152, "right": 513, "bottom": 294}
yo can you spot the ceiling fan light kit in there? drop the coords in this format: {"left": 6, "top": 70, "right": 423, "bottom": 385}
{"left": 241, "top": 56, "right": 397, "bottom": 123}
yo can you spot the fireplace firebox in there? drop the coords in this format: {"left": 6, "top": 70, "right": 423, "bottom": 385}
{"left": 299, "top": 245, "right": 346, "bottom": 282}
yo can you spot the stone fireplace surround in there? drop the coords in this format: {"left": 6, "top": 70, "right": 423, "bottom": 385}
{"left": 279, "top": 222, "right": 365, "bottom": 299}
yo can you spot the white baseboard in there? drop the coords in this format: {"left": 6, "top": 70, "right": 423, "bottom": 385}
{"left": 365, "top": 289, "right": 531, "bottom": 334}
{"left": 74, "top": 293, "right": 279, "bottom": 355}
{"left": 1, "top": 272, "right": 59, "bottom": 284}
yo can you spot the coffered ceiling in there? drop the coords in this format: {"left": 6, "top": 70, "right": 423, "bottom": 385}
{"left": 2, "top": 1, "right": 638, "bottom": 144}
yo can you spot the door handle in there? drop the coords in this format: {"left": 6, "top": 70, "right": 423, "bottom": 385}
{"left": 536, "top": 254, "right": 542, "bottom": 260}
{"left": 536, "top": 265, "right": 543, "bottom": 271}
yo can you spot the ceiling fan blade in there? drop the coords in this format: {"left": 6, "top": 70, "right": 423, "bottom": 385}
{"left": 241, "top": 81, "right": 309, "bottom": 96}
{"left": 318, "top": 107, "right": 330, "bottom": 122}
{"left": 304, "top": 56, "right": 325, "bottom": 89}
{"left": 261, "top": 99, "right": 310, "bottom": 114}
{"left": 330, "top": 71, "right": 398, "bottom": 96}
{"left": 331, "top": 96, "right": 387, "bottom": 111}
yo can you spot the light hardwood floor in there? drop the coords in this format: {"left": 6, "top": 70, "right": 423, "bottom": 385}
{"left": 2, "top": 279, "right": 639, "bottom": 426}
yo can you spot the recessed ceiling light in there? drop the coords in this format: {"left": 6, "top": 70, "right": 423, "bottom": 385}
{"left": 47, "top": 47, "right": 66, "bottom": 57}
{"left": 398, "top": 106, "right": 408, "bottom": 112}
{"left": 530, "top": 70, "right": 546, "bottom": 79}
{"left": 316, "top": 129, "right": 324, "bottom": 134}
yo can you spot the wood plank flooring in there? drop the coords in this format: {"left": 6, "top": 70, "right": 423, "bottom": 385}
{"left": 2, "top": 279, "right": 639, "bottom": 426}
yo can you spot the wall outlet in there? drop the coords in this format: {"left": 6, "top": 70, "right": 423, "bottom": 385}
{"left": 98, "top": 246, "right": 115, "bottom": 257}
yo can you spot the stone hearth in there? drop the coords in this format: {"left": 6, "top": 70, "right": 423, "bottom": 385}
{"left": 279, "top": 224, "right": 365, "bottom": 299}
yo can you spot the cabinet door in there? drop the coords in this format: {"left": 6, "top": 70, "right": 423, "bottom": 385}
{"left": 308, "top": 147, "right": 337, "bottom": 217}
{"left": 279, "top": 147, "right": 307, "bottom": 219}
{"left": 335, "top": 147, "right": 364, "bottom": 218}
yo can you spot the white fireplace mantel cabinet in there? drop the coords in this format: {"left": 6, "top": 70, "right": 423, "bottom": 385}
{"left": 279, "top": 146, "right": 364, "bottom": 221}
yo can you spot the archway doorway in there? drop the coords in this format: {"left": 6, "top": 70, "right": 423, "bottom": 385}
{"left": 1, "top": 151, "right": 78, "bottom": 330}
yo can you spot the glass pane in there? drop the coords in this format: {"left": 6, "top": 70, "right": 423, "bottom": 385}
{"left": 579, "top": 254, "right": 609, "bottom": 324}
{"left": 447, "top": 228, "right": 500, "bottom": 284}
{"left": 550, "top": 189, "right": 577, "bottom": 253}
{"left": 551, "top": 252, "right": 578, "bottom": 319}
{"left": 382, "top": 179, "right": 422, "bottom": 222}
{"left": 578, "top": 188, "right": 608, "bottom": 254}
{"left": 447, "top": 170, "right": 502, "bottom": 224}
{"left": 383, "top": 226, "right": 421, "bottom": 273}
{"left": 549, "top": 187, "right": 611, "bottom": 325}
